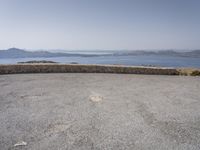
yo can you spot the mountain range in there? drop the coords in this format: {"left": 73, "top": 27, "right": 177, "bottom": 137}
{"left": 0, "top": 48, "right": 99, "bottom": 58}
{"left": 0, "top": 48, "right": 200, "bottom": 58}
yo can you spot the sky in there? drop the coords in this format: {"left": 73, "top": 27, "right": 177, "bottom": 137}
{"left": 0, "top": 0, "right": 200, "bottom": 50}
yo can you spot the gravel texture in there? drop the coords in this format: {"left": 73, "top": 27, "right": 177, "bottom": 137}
{"left": 0, "top": 73, "right": 200, "bottom": 150}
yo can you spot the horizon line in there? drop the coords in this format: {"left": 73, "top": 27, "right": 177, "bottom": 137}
{"left": 1, "top": 47, "right": 200, "bottom": 51}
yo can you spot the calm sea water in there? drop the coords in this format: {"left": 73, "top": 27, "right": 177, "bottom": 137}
{"left": 0, "top": 55, "right": 200, "bottom": 68}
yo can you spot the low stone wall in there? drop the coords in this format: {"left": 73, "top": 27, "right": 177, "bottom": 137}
{"left": 178, "top": 68, "right": 200, "bottom": 76}
{"left": 0, "top": 64, "right": 180, "bottom": 75}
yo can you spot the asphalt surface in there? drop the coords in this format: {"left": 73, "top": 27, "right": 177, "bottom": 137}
{"left": 0, "top": 73, "right": 200, "bottom": 150}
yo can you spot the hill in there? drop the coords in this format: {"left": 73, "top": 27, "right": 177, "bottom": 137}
{"left": 0, "top": 48, "right": 98, "bottom": 58}
{"left": 0, "top": 48, "right": 200, "bottom": 58}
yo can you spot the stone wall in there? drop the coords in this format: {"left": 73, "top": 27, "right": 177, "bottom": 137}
{"left": 0, "top": 64, "right": 180, "bottom": 75}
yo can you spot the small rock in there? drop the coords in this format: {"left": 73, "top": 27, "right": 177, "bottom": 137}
{"left": 14, "top": 141, "right": 27, "bottom": 147}
{"left": 90, "top": 95, "right": 103, "bottom": 102}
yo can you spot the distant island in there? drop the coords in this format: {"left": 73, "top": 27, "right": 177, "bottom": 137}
{"left": 0, "top": 48, "right": 100, "bottom": 58}
{"left": 112, "top": 49, "right": 200, "bottom": 57}
{"left": 18, "top": 60, "right": 58, "bottom": 64}
{"left": 0, "top": 48, "right": 200, "bottom": 58}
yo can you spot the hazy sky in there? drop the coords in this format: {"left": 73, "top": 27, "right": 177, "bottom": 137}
{"left": 0, "top": 0, "right": 200, "bottom": 50}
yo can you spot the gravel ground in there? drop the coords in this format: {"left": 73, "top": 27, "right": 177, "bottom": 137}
{"left": 0, "top": 73, "right": 200, "bottom": 150}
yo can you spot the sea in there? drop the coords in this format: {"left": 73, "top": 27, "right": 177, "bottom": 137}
{"left": 0, "top": 54, "right": 200, "bottom": 68}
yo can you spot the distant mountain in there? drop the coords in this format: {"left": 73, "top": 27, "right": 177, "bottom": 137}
{"left": 0, "top": 48, "right": 200, "bottom": 58}
{"left": 0, "top": 48, "right": 100, "bottom": 58}
{"left": 183, "top": 50, "right": 200, "bottom": 57}
{"left": 112, "top": 50, "right": 156, "bottom": 56}
{"left": 113, "top": 49, "right": 200, "bottom": 57}
{"left": 155, "top": 50, "right": 200, "bottom": 57}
